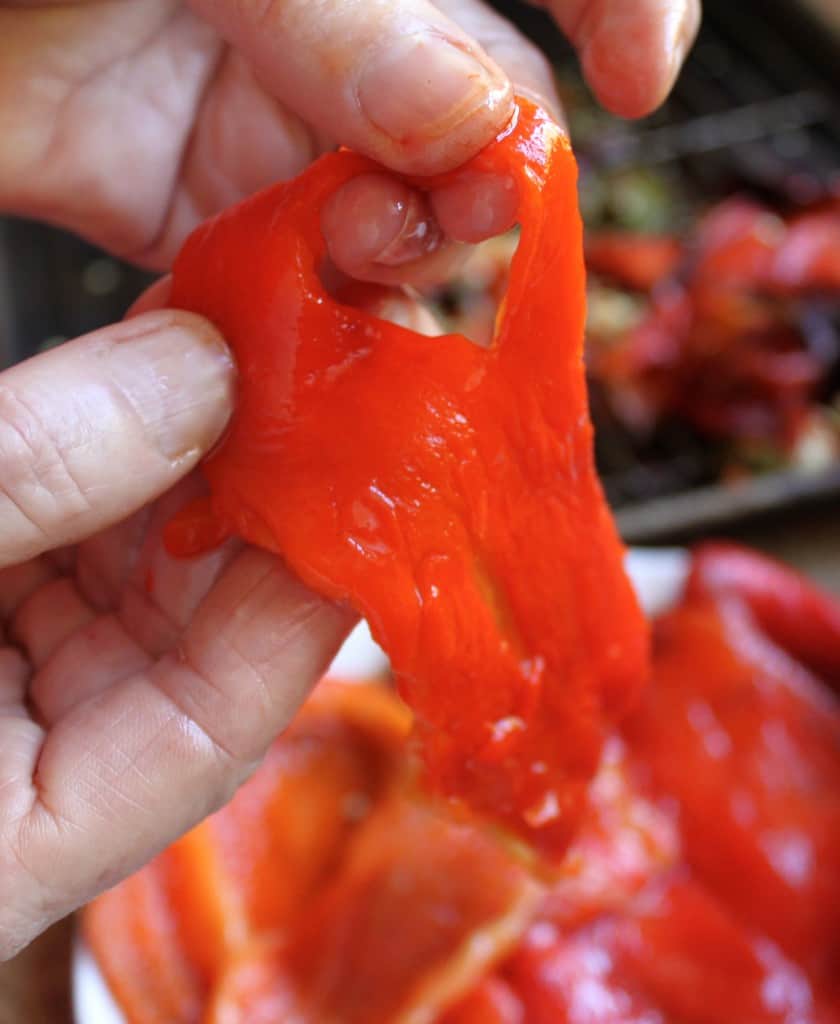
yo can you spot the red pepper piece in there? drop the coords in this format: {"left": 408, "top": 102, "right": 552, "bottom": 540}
{"left": 203, "top": 785, "right": 541, "bottom": 1024}
{"left": 507, "top": 876, "right": 836, "bottom": 1024}
{"left": 443, "top": 730, "right": 680, "bottom": 1023}
{"left": 159, "top": 693, "right": 395, "bottom": 983}
{"left": 439, "top": 977, "right": 525, "bottom": 1024}
{"left": 84, "top": 681, "right": 409, "bottom": 1021}
{"left": 771, "top": 203, "right": 840, "bottom": 293}
{"left": 205, "top": 936, "right": 297, "bottom": 1024}
{"left": 83, "top": 859, "right": 205, "bottom": 1024}
{"left": 688, "top": 542, "right": 840, "bottom": 690}
{"left": 586, "top": 232, "right": 682, "bottom": 292}
{"left": 538, "top": 737, "right": 680, "bottom": 929}
{"left": 164, "top": 99, "right": 647, "bottom": 858}
{"left": 592, "top": 198, "right": 834, "bottom": 450}
{"left": 623, "top": 570, "right": 840, "bottom": 983}
{"left": 692, "top": 198, "right": 782, "bottom": 291}
{"left": 265, "top": 796, "right": 542, "bottom": 1024}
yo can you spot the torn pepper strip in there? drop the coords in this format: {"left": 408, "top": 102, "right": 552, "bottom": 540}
{"left": 163, "top": 99, "right": 647, "bottom": 857}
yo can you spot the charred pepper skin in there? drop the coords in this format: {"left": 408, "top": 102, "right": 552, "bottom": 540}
{"left": 164, "top": 100, "right": 648, "bottom": 859}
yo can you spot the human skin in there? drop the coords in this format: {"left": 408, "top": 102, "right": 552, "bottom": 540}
{"left": 0, "top": 0, "right": 699, "bottom": 959}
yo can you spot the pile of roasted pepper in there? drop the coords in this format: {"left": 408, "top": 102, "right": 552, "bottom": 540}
{"left": 430, "top": 199, "right": 840, "bottom": 485}
{"left": 86, "top": 542, "right": 840, "bottom": 1023}
{"left": 587, "top": 199, "right": 840, "bottom": 469}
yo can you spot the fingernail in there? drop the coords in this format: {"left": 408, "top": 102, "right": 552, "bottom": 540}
{"left": 358, "top": 33, "right": 509, "bottom": 145}
{"left": 376, "top": 193, "right": 443, "bottom": 266}
{"left": 322, "top": 175, "right": 443, "bottom": 273}
{"left": 666, "top": 2, "right": 699, "bottom": 82}
{"left": 431, "top": 173, "right": 517, "bottom": 244}
{"left": 109, "top": 311, "right": 235, "bottom": 462}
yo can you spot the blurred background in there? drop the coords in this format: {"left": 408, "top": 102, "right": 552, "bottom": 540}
{"left": 0, "top": 1, "right": 839, "bottom": 1019}
{"left": 0, "top": 0, "right": 838, "bottom": 588}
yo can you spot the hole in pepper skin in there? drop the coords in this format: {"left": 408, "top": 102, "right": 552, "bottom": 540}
{"left": 418, "top": 228, "right": 521, "bottom": 348}
{"left": 319, "top": 228, "right": 522, "bottom": 349}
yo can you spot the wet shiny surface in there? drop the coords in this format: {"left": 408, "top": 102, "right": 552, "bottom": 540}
{"left": 84, "top": 551, "right": 840, "bottom": 1023}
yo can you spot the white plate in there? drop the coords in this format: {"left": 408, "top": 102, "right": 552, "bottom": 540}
{"left": 72, "top": 547, "right": 690, "bottom": 1023}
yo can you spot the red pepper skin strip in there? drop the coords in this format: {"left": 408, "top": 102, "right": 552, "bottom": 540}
{"left": 439, "top": 977, "right": 525, "bottom": 1024}
{"left": 164, "top": 99, "right": 647, "bottom": 858}
{"left": 623, "top": 589, "right": 840, "bottom": 982}
{"left": 276, "top": 796, "right": 542, "bottom": 1024}
{"left": 506, "top": 876, "right": 836, "bottom": 1024}
{"left": 688, "top": 542, "right": 840, "bottom": 690}
{"left": 83, "top": 859, "right": 205, "bottom": 1024}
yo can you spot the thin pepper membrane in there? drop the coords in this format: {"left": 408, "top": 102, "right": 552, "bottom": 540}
{"left": 164, "top": 100, "right": 648, "bottom": 858}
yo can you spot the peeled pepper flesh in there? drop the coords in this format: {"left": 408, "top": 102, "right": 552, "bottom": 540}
{"left": 164, "top": 99, "right": 647, "bottom": 858}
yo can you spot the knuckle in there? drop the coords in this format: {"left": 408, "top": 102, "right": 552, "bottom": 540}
{"left": 0, "top": 387, "right": 92, "bottom": 560}
{"left": 239, "top": 0, "right": 332, "bottom": 40}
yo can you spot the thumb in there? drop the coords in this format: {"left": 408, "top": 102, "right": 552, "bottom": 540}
{"left": 190, "top": 0, "right": 513, "bottom": 175}
{"left": 0, "top": 310, "right": 234, "bottom": 569}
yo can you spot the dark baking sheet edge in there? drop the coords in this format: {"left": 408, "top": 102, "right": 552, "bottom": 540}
{"left": 617, "top": 465, "right": 840, "bottom": 544}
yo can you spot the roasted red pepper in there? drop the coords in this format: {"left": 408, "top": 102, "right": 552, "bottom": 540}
{"left": 502, "top": 875, "right": 835, "bottom": 1024}
{"left": 591, "top": 198, "right": 838, "bottom": 451}
{"left": 85, "top": 550, "right": 840, "bottom": 1024}
{"left": 585, "top": 231, "right": 682, "bottom": 292}
{"left": 687, "top": 542, "right": 840, "bottom": 689}
{"left": 164, "top": 99, "right": 647, "bottom": 857}
{"left": 85, "top": 681, "right": 540, "bottom": 1024}
{"left": 623, "top": 545, "right": 840, "bottom": 986}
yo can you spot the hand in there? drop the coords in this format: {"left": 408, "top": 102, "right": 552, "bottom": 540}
{"left": 0, "top": 0, "right": 700, "bottom": 284}
{"left": 0, "top": 0, "right": 700, "bottom": 958}
{"left": 0, "top": 300, "right": 362, "bottom": 959}
{"left": 0, "top": 270, "right": 448, "bottom": 960}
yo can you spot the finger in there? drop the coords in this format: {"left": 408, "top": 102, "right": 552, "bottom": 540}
{"left": 132, "top": 51, "right": 325, "bottom": 268}
{"left": 323, "top": 175, "right": 445, "bottom": 276}
{"left": 533, "top": 0, "right": 701, "bottom": 118}
{"left": 126, "top": 477, "right": 242, "bottom": 631}
{"left": 190, "top": 0, "right": 512, "bottom": 176}
{"left": 0, "top": 5, "right": 323, "bottom": 266}
{"left": 0, "top": 560, "right": 57, "bottom": 620}
{"left": 0, "top": 310, "right": 234, "bottom": 570}
{"left": 431, "top": 171, "right": 518, "bottom": 244}
{"left": 74, "top": 509, "right": 152, "bottom": 613}
{"left": 437, "top": 0, "right": 562, "bottom": 119}
{"left": 0, "top": 552, "right": 353, "bottom": 957}
{"left": 30, "top": 480, "right": 242, "bottom": 725}
{"left": 322, "top": 175, "right": 473, "bottom": 287}
{"left": 320, "top": 0, "right": 559, "bottom": 267}
{"left": 0, "top": 648, "right": 30, "bottom": 712}
{"left": 110, "top": 480, "right": 244, "bottom": 658}
{"left": 0, "top": 3, "right": 224, "bottom": 257}
{"left": 9, "top": 578, "right": 95, "bottom": 669}
{"left": 28, "top": 614, "right": 151, "bottom": 727}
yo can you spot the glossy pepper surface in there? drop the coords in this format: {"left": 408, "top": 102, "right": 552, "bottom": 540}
{"left": 86, "top": 586, "right": 840, "bottom": 1024}
{"left": 164, "top": 99, "right": 647, "bottom": 857}
{"left": 624, "top": 544, "right": 840, "bottom": 987}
